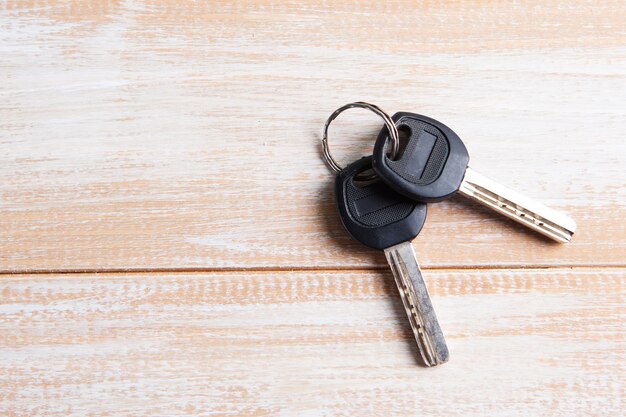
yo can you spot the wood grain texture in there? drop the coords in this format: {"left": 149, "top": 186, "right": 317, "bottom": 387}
{"left": 0, "top": 269, "right": 624, "bottom": 416}
{"left": 2, "top": 0, "right": 626, "bottom": 270}
{"left": 1, "top": 1, "right": 625, "bottom": 415}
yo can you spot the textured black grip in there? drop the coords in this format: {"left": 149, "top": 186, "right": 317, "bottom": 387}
{"left": 335, "top": 156, "right": 427, "bottom": 250}
{"left": 372, "top": 112, "right": 470, "bottom": 202}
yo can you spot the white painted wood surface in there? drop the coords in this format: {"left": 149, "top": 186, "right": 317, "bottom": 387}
{"left": 1, "top": 0, "right": 625, "bottom": 271}
{"left": 1, "top": 269, "right": 623, "bottom": 416}
{"left": 0, "top": 1, "right": 624, "bottom": 415}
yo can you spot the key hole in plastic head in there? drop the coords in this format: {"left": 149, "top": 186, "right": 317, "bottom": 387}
{"left": 393, "top": 125, "right": 412, "bottom": 161}
{"left": 351, "top": 165, "right": 379, "bottom": 188}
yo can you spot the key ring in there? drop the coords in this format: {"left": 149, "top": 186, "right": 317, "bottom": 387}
{"left": 322, "top": 102, "right": 399, "bottom": 179}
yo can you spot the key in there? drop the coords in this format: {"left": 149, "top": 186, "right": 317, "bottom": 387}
{"left": 372, "top": 112, "right": 577, "bottom": 243}
{"left": 335, "top": 155, "right": 449, "bottom": 366}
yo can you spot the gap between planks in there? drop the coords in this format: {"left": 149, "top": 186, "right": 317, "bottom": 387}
{"left": 1, "top": 264, "right": 625, "bottom": 276}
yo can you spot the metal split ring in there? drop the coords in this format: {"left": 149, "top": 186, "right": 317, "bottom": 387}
{"left": 321, "top": 102, "right": 399, "bottom": 178}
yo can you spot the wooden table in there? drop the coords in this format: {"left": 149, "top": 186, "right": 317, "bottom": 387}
{"left": 1, "top": 1, "right": 624, "bottom": 415}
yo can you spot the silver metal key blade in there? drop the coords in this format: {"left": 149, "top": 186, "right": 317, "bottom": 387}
{"left": 458, "top": 167, "right": 577, "bottom": 243}
{"left": 384, "top": 241, "right": 449, "bottom": 366}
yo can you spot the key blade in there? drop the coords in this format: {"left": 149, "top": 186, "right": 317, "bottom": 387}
{"left": 384, "top": 242, "right": 449, "bottom": 366}
{"left": 458, "top": 167, "right": 577, "bottom": 243}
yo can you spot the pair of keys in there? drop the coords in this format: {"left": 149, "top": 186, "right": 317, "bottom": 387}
{"left": 322, "top": 102, "right": 577, "bottom": 367}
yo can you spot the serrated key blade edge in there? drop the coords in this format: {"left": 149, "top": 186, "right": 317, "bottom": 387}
{"left": 384, "top": 241, "right": 449, "bottom": 367}
{"left": 458, "top": 167, "right": 577, "bottom": 243}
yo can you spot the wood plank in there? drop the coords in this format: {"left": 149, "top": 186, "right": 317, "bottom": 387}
{"left": 2, "top": 1, "right": 626, "bottom": 270}
{"left": 0, "top": 268, "right": 623, "bottom": 416}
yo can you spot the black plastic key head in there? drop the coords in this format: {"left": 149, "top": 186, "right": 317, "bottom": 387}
{"left": 335, "top": 156, "right": 427, "bottom": 250}
{"left": 372, "top": 112, "right": 470, "bottom": 202}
